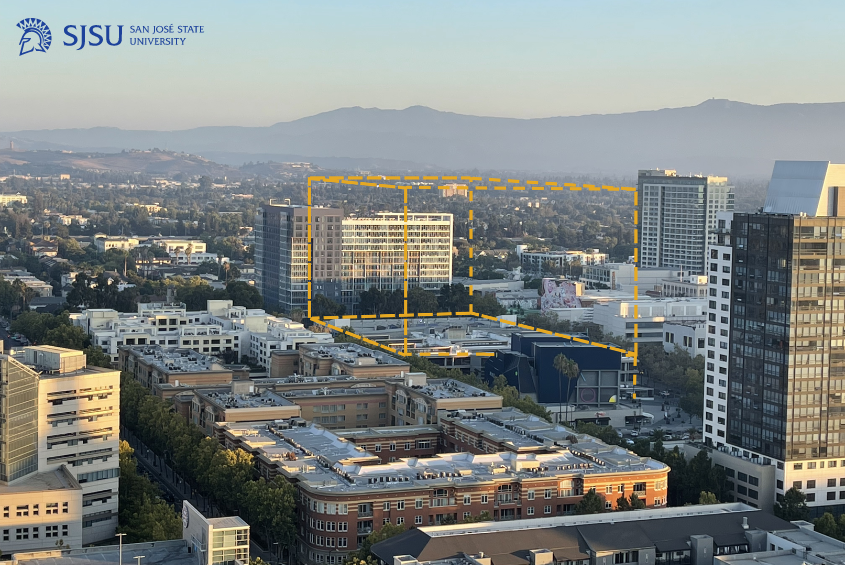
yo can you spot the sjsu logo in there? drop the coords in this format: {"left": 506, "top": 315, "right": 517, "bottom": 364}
{"left": 17, "top": 18, "right": 52, "bottom": 56}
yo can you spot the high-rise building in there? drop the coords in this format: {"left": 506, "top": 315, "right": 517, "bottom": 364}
{"left": 340, "top": 213, "right": 453, "bottom": 306}
{"left": 0, "top": 346, "right": 121, "bottom": 550}
{"left": 256, "top": 205, "right": 453, "bottom": 314}
{"left": 710, "top": 161, "right": 845, "bottom": 516}
{"left": 638, "top": 169, "right": 734, "bottom": 274}
{"left": 256, "top": 203, "right": 343, "bottom": 314}
{"left": 702, "top": 211, "right": 734, "bottom": 446}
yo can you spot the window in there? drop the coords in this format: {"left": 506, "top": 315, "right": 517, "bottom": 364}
{"left": 544, "top": 505, "right": 552, "bottom": 514}
{"left": 463, "top": 495, "right": 471, "bottom": 505}
{"left": 828, "top": 492, "right": 837, "bottom": 501}
{"left": 374, "top": 444, "right": 381, "bottom": 452}
{"left": 829, "top": 479, "right": 837, "bottom": 488}
{"left": 397, "top": 517, "right": 404, "bottom": 525}
{"left": 527, "top": 490, "right": 535, "bottom": 500}
{"left": 807, "top": 493, "right": 816, "bottom": 502}
{"left": 416, "top": 440, "right": 431, "bottom": 449}
{"left": 397, "top": 501, "right": 405, "bottom": 510}
{"left": 416, "top": 498, "right": 424, "bottom": 509}
{"left": 527, "top": 507, "right": 535, "bottom": 515}
{"left": 481, "top": 495, "right": 488, "bottom": 504}
{"left": 794, "top": 463, "right": 803, "bottom": 470}
{"left": 415, "top": 516, "right": 423, "bottom": 525}
{"left": 605, "top": 501, "right": 613, "bottom": 510}
{"left": 808, "top": 480, "right": 816, "bottom": 489}
{"left": 338, "top": 538, "right": 347, "bottom": 548}
{"left": 383, "top": 502, "right": 390, "bottom": 511}
{"left": 606, "top": 486, "right": 613, "bottom": 494}
{"left": 618, "top": 484, "right": 625, "bottom": 493}
{"left": 544, "top": 489, "right": 553, "bottom": 499}
{"left": 16, "top": 528, "right": 30, "bottom": 540}
{"left": 404, "top": 442, "right": 411, "bottom": 451}
{"left": 793, "top": 481, "right": 802, "bottom": 490}
{"left": 389, "top": 443, "right": 396, "bottom": 451}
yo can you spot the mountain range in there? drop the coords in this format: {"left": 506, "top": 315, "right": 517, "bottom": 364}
{"left": 5, "top": 99, "right": 845, "bottom": 176}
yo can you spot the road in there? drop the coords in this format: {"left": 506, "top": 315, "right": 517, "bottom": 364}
{"left": 122, "top": 429, "right": 283, "bottom": 565}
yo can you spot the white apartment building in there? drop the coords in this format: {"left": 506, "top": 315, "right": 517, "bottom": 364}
{"left": 517, "top": 247, "right": 608, "bottom": 270}
{"left": 0, "top": 347, "right": 120, "bottom": 550}
{"left": 580, "top": 263, "right": 681, "bottom": 291}
{"left": 94, "top": 236, "right": 140, "bottom": 253}
{"left": 662, "top": 320, "right": 706, "bottom": 356}
{"left": 73, "top": 300, "right": 332, "bottom": 368}
{"left": 248, "top": 317, "right": 333, "bottom": 368}
{"left": 142, "top": 238, "right": 207, "bottom": 255}
{"left": 702, "top": 211, "right": 734, "bottom": 448}
{"left": 341, "top": 213, "right": 453, "bottom": 298}
{"left": 638, "top": 169, "right": 734, "bottom": 274}
{"left": 591, "top": 297, "right": 707, "bottom": 343}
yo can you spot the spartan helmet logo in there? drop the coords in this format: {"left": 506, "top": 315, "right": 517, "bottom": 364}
{"left": 17, "top": 18, "right": 52, "bottom": 56}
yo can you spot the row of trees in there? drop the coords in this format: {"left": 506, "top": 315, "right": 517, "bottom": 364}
{"left": 574, "top": 423, "right": 728, "bottom": 506}
{"left": 118, "top": 441, "right": 182, "bottom": 542}
{"left": 315, "top": 284, "right": 507, "bottom": 319}
{"left": 637, "top": 343, "right": 705, "bottom": 420}
{"left": 64, "top": 273, "right": 263, "bottom": 312}
{"left": 120, "top": 376, "right": 298, "bottom": 556}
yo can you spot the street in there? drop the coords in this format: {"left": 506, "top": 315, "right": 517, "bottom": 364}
{"left": 122, "top": 429, "right": 282, "bottom": 565}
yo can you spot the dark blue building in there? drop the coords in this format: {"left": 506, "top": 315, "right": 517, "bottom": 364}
{"left": 484, "top": 332, "right": 623, "bottom": 406}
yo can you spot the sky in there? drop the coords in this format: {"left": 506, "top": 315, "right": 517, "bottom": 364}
{"left": 3, "top": 0, "right": 845, "bottom": 131}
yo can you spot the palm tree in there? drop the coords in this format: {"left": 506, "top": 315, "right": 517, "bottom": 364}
{"left": 553, "top": 353, "right": 580, "bottom": 423}
{"left": 185, "top": 243, "right": 193, "bottom": 266}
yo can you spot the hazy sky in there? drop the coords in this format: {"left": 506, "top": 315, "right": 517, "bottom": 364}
{"left": 3, "top": 0, "right": 845, "bottom": 131}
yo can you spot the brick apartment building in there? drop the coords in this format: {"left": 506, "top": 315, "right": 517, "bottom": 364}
{"left": 214, "top": 411, "right": 669, "bottom": 565}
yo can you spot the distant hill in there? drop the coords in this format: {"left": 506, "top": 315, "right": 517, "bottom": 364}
{"left": 6, "top": 99, "right": 845, "bottom": 176}
{"left": 0, "top": 149, "right": 241, "bottom": 177}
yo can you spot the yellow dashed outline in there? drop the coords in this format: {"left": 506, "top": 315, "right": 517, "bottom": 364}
{"left": 305, "top": 175, "right": 639, "bottom": 379}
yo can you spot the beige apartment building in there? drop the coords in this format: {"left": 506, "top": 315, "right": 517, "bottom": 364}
{"left": 0, "top": 346, "right": 120, "bottom": 551}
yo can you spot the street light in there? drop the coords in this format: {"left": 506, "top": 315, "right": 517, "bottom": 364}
{"left": 135, "top": 556, "right": 145, "bottom": 565}
{"left": 116, "top": 532, "right": 126, "bottom": 565}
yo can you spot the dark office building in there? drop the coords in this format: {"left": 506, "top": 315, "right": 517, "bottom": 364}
{"left": 727, "top": 212, "right": 845, "bottom": 462}
{"left": 484, "top": 332, "right": 622, "bottom": 406}
{"left": 255, "top": 203, "right": 343, "bottom": 314}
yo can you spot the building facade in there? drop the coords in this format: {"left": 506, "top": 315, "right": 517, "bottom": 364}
{"left": 714, "top": 161, "right": 845, "bottom": 517}
{"left": 0, "top": 347, "right": 120, "bottom": 551}
{"left": 256, "top": 204, "right": 453, "bottom": 314}
{"left": 703, "top": 211, "right": 734, "bottom": 447}
{"left": 638, "top": 169, "right": 734, "bottom": 274}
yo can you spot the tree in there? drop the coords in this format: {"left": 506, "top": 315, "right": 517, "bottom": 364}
{"left": 407, "top": 287, "right": 438, "bottom": 315}
{"left": 698, "top": 491, "right": 719, "bottom": 505}
{"left": 118, "top": 441, "right": 182, "bottom": 542}
{"left": 574, "top": 489, "right": 606, "bottom": 514}
{"left": 628, "top": 493, "right": 646, "bottom": 509}
{"left": 553, "top": 354, "right": 580, "bottom": 419}
{"left": 312, "top": 294, "right": 345, "bottom": 317}
{"left": 461, "top": 511, "right": 492, "bottom": 523}
{"left": 346, "top": 523, "right": 406, "bottom": 562}
{"left": 472, "top": 293, "right": 505, "bottom": 317}
{"left": 814, "top": 513, "right": 839, "bottom": 538}
{"left": 774, "top": 487, "right": 809, "bottom": 521}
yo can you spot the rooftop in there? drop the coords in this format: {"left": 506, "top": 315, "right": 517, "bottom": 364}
{"left": 217, "top": 416, "right": 665, "bottom": 495}
{"left": 123, "top": 345, "right": 229, "bottom": 374}
{"left": 12, "top": 540, "right": 194, "bottom": 565}
{"left": 300, "top": 342, "right": 409, "bottom": 367}
{"left": 0, "top": 466, "right": 80, "bottom": 495}
{"left": 199, "top": 388, "right": 295, "bottom": 409}
{"left": 373, "top": 503, "right": 794, "bottom": 565}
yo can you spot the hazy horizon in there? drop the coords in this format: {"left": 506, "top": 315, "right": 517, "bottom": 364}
{"left": 5, "top": 0, "right": 845, "bottom": 130}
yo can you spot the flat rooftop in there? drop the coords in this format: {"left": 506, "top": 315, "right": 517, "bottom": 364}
{"left": 299, "top": 343, "right": 408, "bottom": 366}
{"left": 13, "top": 540, "right": 194, "bottom": 565}
{"left": 123, "top": 346, "right": 228, "bottom": 373}
{"left": 218, "top": 418, "right": 666, "bottom": 495}
{"left": 0, "top": 467, "right": 80, "bottom": 495}
{"left": 199, "top": 388, "right": 295, "bottom": 409}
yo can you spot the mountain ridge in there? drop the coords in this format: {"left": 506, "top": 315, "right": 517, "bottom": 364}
{"left": 5, "top": 99, "right": 845, "bottom": 176}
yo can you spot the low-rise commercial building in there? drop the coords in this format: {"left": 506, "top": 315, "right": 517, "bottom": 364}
{"left": 371, "top": 503, "right": 796, "bottom": 565}
{"left": 119, "top": 346, "right": 236, "bottom": 391}
{"left": 663, "top": 320, "right": 706, "bottom": 356}
{"left": 591, "top": 297, "right": 707, "bottom": 344}
{"left": 297, "top": 343, "right": 411, "bottom": 379}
